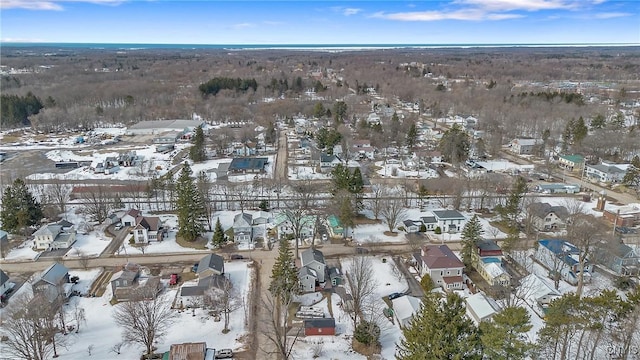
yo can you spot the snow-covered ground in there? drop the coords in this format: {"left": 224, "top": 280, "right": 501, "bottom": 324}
{"left": 375, "top": 160, "right": 439, "bottom": 179}
{"left": 31, "top": 262, "right": 253, "bottom": 360}
{"left": 288, "top": 166, "right": 332, "bottom": 181}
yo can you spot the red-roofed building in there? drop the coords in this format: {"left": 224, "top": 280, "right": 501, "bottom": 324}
{"left": 419, "top": 245, "right": 464, "bottom": 290}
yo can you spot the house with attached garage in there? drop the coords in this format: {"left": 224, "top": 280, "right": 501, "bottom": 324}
{"left": 298, "top": 248, "right": 327, "bottom": 292}
{"left": 110, "top": 263, "right": 162, "bottom": 302}
{"left": 179, "top": 274, "right": 231, "bottom": 308}
{"left": 121, "top": 209, "right": 164, "bottom": 243}
{"left": 509, "top": 138, "right": 542, "bottom": 155}
{"left": 318, "top": 153, "right": 341, "bottom": 171}
{"left": 527, "top": 202, "right": 570, "bottom": 232}
{"left": 418, "top": 244, "right": 464, "bottom": 290}
{"left": 33, "top": 220, "right": 77, "bottom": 250}
{"left": 403, "top": 220, "right": 422, "bottom": 233}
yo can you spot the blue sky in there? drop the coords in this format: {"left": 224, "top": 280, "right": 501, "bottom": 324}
{"left": 1, "top": 0, "right": 639, "bottom": 44}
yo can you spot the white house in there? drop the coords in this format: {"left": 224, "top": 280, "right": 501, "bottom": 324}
{"left": 527, "top": 203, "right": 569, "bottom": 232}
{"left": 585, "top": 162, "right": 628, "bottom": 183}
{"left": 518, "top": 274, "right": 561, "bottom": 318}
{"left": 535, "top": 239, "right": 593, "bottom": 285}
{"left": 431, "top": 210, "right": 467, "bottom": 233}
{"left": 132, "top": 216, "right": 164, "bottom": 243}
{"left": 392, "top": 295, "right": 422, "bottom": 328}
{"left": 509, "top": 138, "right": 541, "bottom": 155}
{"left": 403, "top": 220, "right": 422, "bottom": 233}
{"left": 233, "top": 212, "right": 253, "bottom": 243}
{"left": 33, "top": 220, "right": 76, "bottom": 250}
{"left": 273, "top": 213, "right": 316, "bottom": 241}
{"left": 418, "top": 245, "right": 464, "bottom": 290}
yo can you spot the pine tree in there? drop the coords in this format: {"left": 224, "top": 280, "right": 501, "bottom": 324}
{"left": 176, "top": 163, "right": 204, "bottom": 242}
{"left": 269, "top": 239, "right": 299, "bottom": 304}
{"left": 461, "top": 215, "right": 483, "bottom": 270}
{"left": 500, "top": 176, "right": 528, "bottom": 251}
{"left": 479, "top": 306, "right": 533, "bottom": 360}
{"left": 0, "top": 178, "right": 43, "bottom": 233}
{"left": 572, "top": 116, "right": 588, "bottom": 145}
{"left": 211, "top": 218, "right": 225, "bottom": 247}
{"left": 398, "top": 292, "right": 481, "bottom": 360}
{"left": 406, "top": 122, "right": 418, "bottom": 149}
{"left": 438, "top": 124, "right": 470, "bottom": 165}
{"left": 189, "top": 126, "right": 206, "bottom": 162}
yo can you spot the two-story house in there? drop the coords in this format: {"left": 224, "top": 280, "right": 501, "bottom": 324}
{"left": 472, "top": 240, "right": 510, "bottom": 287}
{"left": 33, "top": 220, "right": 77, "bottom": 250}
{"left": 585, "top": 162, "right": 628, "bottom": 183}
{"left": 418, "top": 245, "right": 464, "bottom": 290}
{"left": 197, "top": 253, "right": 225, "bottom": 278}
{"left": 596, "top": 243, "right": 639, "bottom": 276}
{"left": 233, "top": 212, "right": 253, "bottom": 243}
{"left": 527, "top": 202, "right": 569, "bottom": 232}
{"left": 32, "top": 262, "right": 71, "bottom": 303}
{"left": 273, "top": 213, "right": 316, "bottom": 241}
{"left": 535, "top": 239, "right": 593, "bottom": 285}
{"left": 121, "top": 209, "right": 164, "bottom": 243}
{"left": 110, "top": 263, "right": 162, "bottom": 302}
{"left": 432, "top": 210, "right": 467, "bottom": 233}
{"left": 299, "top": 248, "right": 326, "bottom": 292}
{"left": 519, "top": 274, "right": 561, "bottom": 318}
{"left": 509, "top": 138, "right": 542, "bottom": 155}
{"left": 558, "top": 154, "right": 584, "bottom": 172}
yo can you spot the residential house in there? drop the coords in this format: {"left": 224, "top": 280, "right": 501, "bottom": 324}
{"left": 518, "top": 274, "right": 561, "bottom": 318}
{"left": 327, "top": 215, "right": 343, "bottom": 238}
{"left": 167, "top": 342, "right": 208, "bottom": 360}
{"left": 472, "top": 239, "right": 510, "bottom": 287}
{"left": 179, "top": 274, "right": 231, "bottom": 307}
{"left": 273, "top": 213, "right": 315, "bottom": 241}
{"left": 426, "top": 151, "right": 443, "bottom": 164}
{"left": 103, "top": 212, "right": 121, "bottom": 225}
{"left": 0, "top": 269, "right": 13, "bottom": 300}
{"left": 418, "top": 245, "right": 464, "bottom": 290}
{"left": 528, "top": 202, "right": 569, "bottom": 231}
{"left": 328, "top": 267, "right": 344, "bottom": 286}
{"left": 535, "top": 239, "right": 593, "bottom": 285}
{"left": 31, "top": 262, "right": 71, "bottom": 303}
{"left": 110, "top": 263, "right": 162, "bottom": 302}
{"left": 121, "top": 209, "right": 141, "bottom": 226}
{"left": 153, "top": 131, "right": 182, "bottom": 144}
{"left": 403, "top": 220, "right": 422, "bottom": 233}
{"left": 465, "top": 292, "right": 502, "bottom": 324}
{"left": 131, "top": 216, "right": 164, "bottom": 243}
{"left": 233, "top": 212, "right": 253, "bottom": 243}
{"left": 197, "top": 253, "right": 225, "bottom": 278}
{"left": 585, "top": 162, "right": 628, "bottom": 183}
{"left": 431, "top": 210, "right": 467, "bottom": 233}
{"left": 299, "top": 248, "right": 326, "bottom": 292}
{"left": 596, "top": 243, "right": 640, "bottom": 276}
{"left": 558, "top": 154, "right": 584, "bottom": 172}
{"left": 392, "top": 295, "right": 422, "bottom": 328}
{"left": 0, "top": 229, "right": 8, "bottom": 244}
{"left": 366, "top": 113, "right": 381, "bottom": 125}
{"left": 232, "top": 142, "right": 257, "bottom": 157}
{"left": 319, "top": 153, "right": 341, "bottom": 170}
{"left": 420, "top": 215, "right": 438, "bottom": 231}
{"left": 509, "top": 138, "right": 542, "bottom": 155}
{"left": 33, "top": 221, "right": 77, "bottom": 250}
{"left": 228, "top": 157, "right": 268, "bottom": 174}
{"left": 304, "top": 318, "right": 336, "bottom": 336}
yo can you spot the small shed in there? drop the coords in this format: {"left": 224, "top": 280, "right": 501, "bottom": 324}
{"left": 304, "top": 318, "right": 336, "bottom": 336}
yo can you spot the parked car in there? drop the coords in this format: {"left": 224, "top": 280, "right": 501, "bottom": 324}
{"left": 191, "top": 263, "right": 199, "bottom": 273}
{"left": 215, "top": 349, "right": 233, "bottom": 359}
{"left": 355, "top": 247, "right": 369, "bottom": 254}
{"left": 114, "top": 224, "right": 123, "bottom": 231}
{"left": 388, "top": 292, "right": 404, "bottom": 300}
{"left": 322, "top": 233, "right": 328, "bottom": 241}
{"left": 230, "top": 254, "right": 244, "bottom": 260}
{"left": 169, "top": 274, "right": 178, "bottom": 286}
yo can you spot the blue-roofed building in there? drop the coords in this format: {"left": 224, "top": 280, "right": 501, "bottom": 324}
{"left": 228, "top": 157, "right": 268, "bottom": 174}
{"left": 535, "top": 239, "right": 593, "bottom": 285}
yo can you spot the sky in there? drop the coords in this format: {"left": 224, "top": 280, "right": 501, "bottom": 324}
{"left": 1, "top": 0, "right": 639, "bottom": 45}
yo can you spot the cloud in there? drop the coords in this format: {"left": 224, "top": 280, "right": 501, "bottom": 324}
{"left": 1, "top": 0, "right": 123, "bottom": 10}
{"left": 593, "top": 12, "right": 632, "bottom": 19}
{"left": 374, "top": 0, "right": 616, "bottom": 22}
{"left": 331, "top": 6, "right": 362, "bottom": 16}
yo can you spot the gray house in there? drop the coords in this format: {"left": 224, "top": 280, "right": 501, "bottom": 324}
{"left": 596, "top": 243, "right": 640, "bottom": 276}
{"left": 528, "top": 202, "right": 569, "bottom": 231}
{"left": 299, "top": 248, "right": 326, "bottom": 292}
{"left": 0, "top": 269, "right": 13, "bottom": 299}
{"left": 197, "top": 253, "right": 225, "bottom": 278}
{"left": 32, "top": 262, "right": 70, "bottom": 303}
{"left": 233, "top": 212, "right": 253, "bottom": 243}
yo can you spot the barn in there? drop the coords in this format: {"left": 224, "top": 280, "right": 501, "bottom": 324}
{"left": 304, "top": 318, "right": 336, "bottom": 336}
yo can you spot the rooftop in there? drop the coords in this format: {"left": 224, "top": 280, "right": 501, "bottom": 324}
{"left": 228, "top": 157, "right": 268, "bottom": 171}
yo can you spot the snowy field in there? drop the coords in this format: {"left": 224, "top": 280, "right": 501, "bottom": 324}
{"left": 288, "top": 166, "right": 332, "bottom": 181}
{"left": 375, "top": 161, "right": 439, "bottom": 179}
{"left": 13, "top": 262, "right": 255, "bottom": 360}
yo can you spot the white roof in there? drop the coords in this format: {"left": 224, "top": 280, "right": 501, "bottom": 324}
{"left": 485, "top": 262, "right": 507, "bottom": 278}
{"left": 466, "top": 292, "right": 501, "bottom": 323}
{"left": 392, "top": 295, "right": 422, "bottom": 322}
{"left": 519, "top": 274, "right": 561, "bottom": 302}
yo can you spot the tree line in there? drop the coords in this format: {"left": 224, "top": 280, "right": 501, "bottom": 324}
{"left": 199, "top": 77, "right": 258, "bottom": 96}
{"left": 0, "top": 92, "right": 44, "bottom": 127}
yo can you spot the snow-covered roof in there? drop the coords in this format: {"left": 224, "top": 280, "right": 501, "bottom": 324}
{"left": 519, "top": 274, "right": 561, "bottom": 303}
{"left": 392, "top": 295, "right": 422, "bottom": 323}
{"left": 466, "top": 292, "right": 501, "bottom": 323}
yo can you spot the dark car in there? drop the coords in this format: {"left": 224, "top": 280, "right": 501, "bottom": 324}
{"left": 191, "top": 263, "right": 199, "bottom": 273}
{"left": 355, "top": 247, "right": 369, "bottom": 254}
{"left": 388, "top": 292, "right": 404, "bottom": 300}
{"left": 230, "top": 254, "right": 244, "bottom": 260}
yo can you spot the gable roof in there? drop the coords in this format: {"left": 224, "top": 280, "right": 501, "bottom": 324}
{"left": 233, "top": 212, "right": 253, "bottom": 228}
{"left": 228, "top": 157, "right": 268, "bottom": 171}
{"left": 519, "top": 274, "right": 561, "bottom": 301}
{"left": 136, "top": 216, "right": 161, "bottom": 231}
{"left": 304, "top": 318, "right": 335, "bottom": 328}
{"left": 125, "top": 208, "right": 141, "bottom": 218}
{"left": 466, "top": 292, "right": 501, "bottom": 322}
{"left": 0, "top": 269, "right": 9, "bottom": 286}
{"left": 198, "top": 253, "right": 224, "bottom": 275}
{"left": 392, "top": 295, "right": 422, "bottom": 322}
{"left": 560, "top": 154, "right": 584, "bottom": 164}
{"left": 169, "top": 342, "right": 207, "bottom": 360}
{"left": 528, "top": 202, "right": 569, "bottom": 220}
{"left": 422, "top": 245, "right": 464, "bottom": 269}
{"left": 432, "top": 210, "right": 466, "bottom": 221}
{"left": 33, "top": 223, "right": 63, "bottom": 238}
{"left": 37, "top": 262, "right": 69, "bottom": 286}
{"left": 476, "top": 239, "right": 502, "bottom": 252}
{"left": 301, "top": 248, "right": 325, "bottom": 267}
{"left": 111, "top": 269, "right": 138, "bottom": 286}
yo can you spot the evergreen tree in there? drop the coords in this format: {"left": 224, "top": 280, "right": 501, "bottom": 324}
{"left": 438, "top": 124, "right": 470, "bottom": 165}
{"left": 500, "top": 176, "right": 528, "bottom": 251}
{"left": 572, "top": 116, "right": 588, "bottom": 145}
{"left": 479, "top": 306, "right": 533, "bottom": 360}
{"left": 389, "top": 112, "right": 400, "bottom": 141}
{"left": 331, "top": 164, "right": 352, "bottom": 193}
{"left": 562, "top": 118, "right": 574, "bottom": 150}
{"left": 460, "top": 215, "right": 483, "bottom": 270}
{"left": 398, "top": 292, "right": 481, "bottom": 360}
{"left": 211, "top": 218, "right": 225, "bottom": 247}
{"left": 333, "top": 101, "right": 347, "bottom": 125}
{"left": 313, "top": 102, "right": 325, "bottom": 119}
{"left": 590, "top": 114, "right": 606, "bottom": 130}
{"left": 0, "top": 178, "right": 43, "bottom": 233}
{"left": 406, "top": 122, "right": 418, "bottom": 149}
{"left": 349, "top": 167, "right": 364, "bottom": 209}
{"left": 269, "top": 239, "right": 299, "bottom": 304}
{"left": 176, "top": 163, "right": 204, "bottom": 242}
{"left": 189, "top": 126, "right": 206, "bottom": 162}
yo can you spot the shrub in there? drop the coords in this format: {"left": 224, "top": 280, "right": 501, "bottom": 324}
{"left": 354, "top": 321, "right": 380, "bottom": 346}
{"left": 420, "top": 274, "right": 434, "bottom": 292}
{"left": 128, "top": 237, "right": 135, "bottom": 245}
{"left": 615, "top": 276, "right": 636, "bottom": 291}
{"left": 398, "top": 226, "right": 406, "bottom": 232}
{"left": 434, "top": 226, "right": 442, "bottom": 234}
{"left": 419, "top": 224, "right": 427, "bottom": 232}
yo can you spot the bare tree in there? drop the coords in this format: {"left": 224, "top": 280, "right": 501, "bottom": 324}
{"left": 47, "top": 180, "right": 72, "bottom": 217}
{"left": 112, "top": 290, "right": 178, "bottom": 357}
{"left": 80, "top": 185, "right": 112, "bottom": 223}
{"left": 196, "top": 171, "right": 216, "bottom": 231}
{"left": 565, "top": 212, "right": 606, "bottom": 297}
{"left": 72, "top": 302, "right": 87, "bottom": 333}
{"left": 368, "top": 184, "right": 384, "bottom": 220}
{"left": 204, "top": 276, "right": 241, "bottom": 333}
{"left": 344, "top": 256, "right": 378, "bottom": 329}
{"left": 260, "top": 293, "right": 302, "bottom": 360}
{"left": 380, "top": 189, "right": 407, "bottom": 233}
